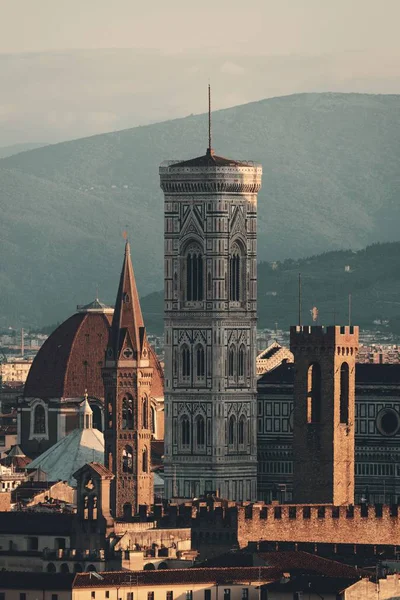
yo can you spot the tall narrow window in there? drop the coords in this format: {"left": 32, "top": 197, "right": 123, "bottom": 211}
{"left": 186, "top": 245, "right": 203, "bottom": 301}
{"left": 122, "top": 395, "right": 134, "bottom": 429}
{"left": 33, "top": 405, "right": 45, "bottom": 434}
{"left": 238, "top": 416, "right": 246, "bottom": 446}
{"left": 142, "top": 447, "right": 148, "bottom": 473}
{"left": 307, "top": 363, "right": 322, "bottom": 423}
{"left": 228, "top": 415, "right": 236, "bottom": 446}
{"left": 238, "top": 345, "right": 245, "bottom": 378}
{"left": 196, "top": 416, "right": 205, "bottom": 448}
{"left": 196, "top": 345, "right": 205, "bottom": 377}
{"left": 150, "top": 405, "right": 156, "bottom": 435}
{"left": 122, "top": 445, "right": 133, "bottom": 473}
{"left": 181, "top": 416, "right": 190, "bottom": 446}
{"left": 142, "top": 396, "right": 148, "bottom": 429}
{"left": 228, "top": 346, "right": 236, "bottom": 378}
{"left": 340, "top": 362, "right": 349, "bottom": 424}
{"left": 182, "top": 345, "right": 191, "bottom": 378}
{"left": 229, "top": 244, "right": 241, "bottom": 301}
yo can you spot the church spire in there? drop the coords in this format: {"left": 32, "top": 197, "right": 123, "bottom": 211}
{"left": 108, "top": 241, "right": 147, "bottom": 362}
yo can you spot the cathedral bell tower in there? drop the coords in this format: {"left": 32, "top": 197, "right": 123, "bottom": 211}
{"left": 102, "top": 242, "right": 154, "bottom": 519}
{"left": 160, "top": 99, "right": 262, "bottom": 501}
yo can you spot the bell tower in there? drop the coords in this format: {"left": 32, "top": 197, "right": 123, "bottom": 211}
{"left": 102, "top": 242, "right": 153, "bottom": 519}
{"left": 290, "top": 325, "right": 359, "bottom": 505}
{"left": 160, "top": 119, "right": 262, "bottom": 501}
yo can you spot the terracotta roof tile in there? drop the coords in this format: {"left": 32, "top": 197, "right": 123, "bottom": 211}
{"left": 73, "top": 567, "right": 276, "bottom": 588}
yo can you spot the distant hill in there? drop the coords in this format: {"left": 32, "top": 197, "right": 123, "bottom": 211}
{"left": 1, "top": 92, "right": 400, "bottom": 327}
{"left": 0, "top": 142, "right": 47, "bottom": 159}
{"left": 139, "top": 242, "right": 400, "bottom": 335}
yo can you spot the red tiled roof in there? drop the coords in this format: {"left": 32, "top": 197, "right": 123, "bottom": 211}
{"left": 24, "top": 312, "right": 112, "bottom": 399}
{"left": 24, "top": 307, "right": 163, "bottom": 401}
{"left": 73, "top": 567, "right": 276, "bottom": 588}
{"left": 258, "top": 551, "right": 365, "bottom": 579}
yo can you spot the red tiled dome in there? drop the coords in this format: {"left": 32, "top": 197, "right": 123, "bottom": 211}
{"left": 24, "top": 309, "right": 164, "bottom": 401}
{"left": 24, "top": 311, "right": 112, "bottom": 399}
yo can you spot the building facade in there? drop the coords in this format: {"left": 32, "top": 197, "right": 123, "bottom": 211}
{"left": 160, "top": 146, "right": 262, "bottom": 501}
{"left": 257, "top": 361, "right": 400, "bottom": 504}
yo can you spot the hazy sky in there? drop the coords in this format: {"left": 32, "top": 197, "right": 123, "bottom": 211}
{"left": 1, "top": 0, "right": 399, "bottom": 146}
{"left": 2, "top": 0, "right": 400, "bottom": 55}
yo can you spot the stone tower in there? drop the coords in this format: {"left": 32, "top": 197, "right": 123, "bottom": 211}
{"left": 290, "top": 325, "right": 359, "bottom": 505}
{"left": 102, "top": 242, "right": 154, "bottom": 518}
{"left": 160, "top": 143, "right": 262, "bottom": 502}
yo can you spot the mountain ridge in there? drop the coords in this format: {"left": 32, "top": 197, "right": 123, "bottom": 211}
{"left": 1, "top": 92, "right": 399, "bottom": 326}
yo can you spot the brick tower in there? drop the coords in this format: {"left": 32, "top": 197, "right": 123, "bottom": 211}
{"left": 290, "top": 325, "right": 359, "bottom": 505}
{"left": 160, "top": 132, "right": 262, "bottom": 501}
{"left": 102, "top": 242, "right": 153, "bottom": 518}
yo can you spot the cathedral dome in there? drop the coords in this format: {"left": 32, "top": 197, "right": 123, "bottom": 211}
{"left": 24, "top": 302, "right": 113, "bottom": 400}
{"left": 24, "top": 300, "right": 164, "bottom": 401}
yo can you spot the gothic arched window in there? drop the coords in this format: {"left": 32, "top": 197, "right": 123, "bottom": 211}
{"left": 122, "top": 395, "right": 134, "bottom": 430}
{"left": 33, "top": 404, "right": 45, "bottom": 434}
{"left": 195, "top": 415, "right": 205, "bottom": 448}
{"left": 142, "top": 447, "right": 148, "bottom": 473}
{"left": 340, "top": 362, "right": 350, "bottom": 424}
{"left": 142, "top": 396, "right": 148, "bottom": 429}
{"left": 238, "top": 415, "right": 246, "bottom": 446}
{"left": 186, "top": 245, "right": 204, "bottom": 301}
{"left": 238, "top": 345, "right": 245, "bottom": 378}
{"left": 229, "top": 243, "right": 242, "bottom": 302}
{"left": 122, "top": 445, "right": 133, "bottom": 473}
{"left": 228, "top": 346, "right": 236, "bottom": 378}
{"left": 307, "top": 363, "right": 322, "bottom": 424}
{"left": 228, "top": 415, "right": 236, "bottom": 446}
{"left": 181, "top": 416, "right": 190, "bottom": 447}
{"left": 196, "top": 345, "right": 205, "bottom": 378}
{"left": 181, "top": 344, "right": 191, "bottom": 378}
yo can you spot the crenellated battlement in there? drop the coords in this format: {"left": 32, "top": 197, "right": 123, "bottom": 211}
{"left": 290, "top": 325, "right": 359, "bottom": 349}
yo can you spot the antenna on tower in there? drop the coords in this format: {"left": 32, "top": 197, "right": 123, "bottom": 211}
{"left": 208, "top": 83, "right": 213, "bottom": 155}
{"left": 298, "top": 273, "right": 302, "bottom": 326}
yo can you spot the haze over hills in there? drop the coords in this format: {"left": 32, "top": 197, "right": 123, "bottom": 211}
{"left": 1, "top": 92, "right": 400, "bottom": 327}
{"left": 0, "top": 143, "right": 47, "bottom": 159}
{"left": 140, "top": 242, "right": 400, "bottom": 335}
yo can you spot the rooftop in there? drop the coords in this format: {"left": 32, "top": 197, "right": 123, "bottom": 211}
{"left": 169, "top": 148, "right": 255, "bottom": 169}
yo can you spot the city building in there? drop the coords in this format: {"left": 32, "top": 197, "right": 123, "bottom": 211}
{"left": 18, "top": 295, "right": 164, "bottom": 459}
{"left": 160, "top": 132, "right": 262, "bottom": 501}
{"left": 257, "top": 360, "right": 400, "bottom": 503}
{"left": 0, "top": 359, "right": 32, "bottom": 384}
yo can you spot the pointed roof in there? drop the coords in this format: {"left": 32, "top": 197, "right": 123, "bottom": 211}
{"left": 108, "top": 242, "right": 147, "bottom": 361}
{"left": 76, "top": 298, "right": 113, "bottom": 314}
{"left": 27, "top": 427, "right": 104, "bottom": 486}
{"left": 170, "top": 147, "right": 250, "bottom": 169}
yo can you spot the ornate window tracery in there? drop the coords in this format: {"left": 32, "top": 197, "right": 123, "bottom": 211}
{"left": 229, "top": 243, "right": 242, "bottom": 302}
{"left": 181, "top": 416, "right": 190, "bottom": 447}
{"left": 196, "top": 345, "right": 205, "bottom": 378}
{"left": 195, "top": 415, "right": 205, "bottom": 448}
{"left": 181, "top": 344, "right": 191, "bottom": 378}
{"left": 238, "top": 345, "right": 246, "bottom": 378}
{"left": 238, "top": 415, "right": 246, "bottom": 446}
{"left": 228, "top": 415, "right": 236, "bottom": 446}
{"left": 186, "top": 244, "right": 204, "bottom": 301}
{"left": 228, "top": 346, "right": 236, "bottom": 378}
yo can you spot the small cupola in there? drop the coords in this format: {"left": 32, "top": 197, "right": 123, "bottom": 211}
{"left": 79, "top": 391, "right": 93, "bottom": 430}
